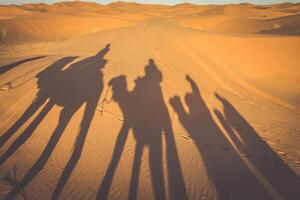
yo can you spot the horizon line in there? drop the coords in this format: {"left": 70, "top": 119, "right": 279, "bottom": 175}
{"left": 1, "top": 0, "right": 299, "bottom": 6}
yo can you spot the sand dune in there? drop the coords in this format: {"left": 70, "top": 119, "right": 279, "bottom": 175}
{"left": 0, "top": 1, "right": 300, "bottom": 200}
{"left": 1, "top": 2, "right": 300, "bottom": 45}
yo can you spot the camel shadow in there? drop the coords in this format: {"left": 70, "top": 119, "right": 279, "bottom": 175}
{"left": 97, "top": 59, "right": 187, "bottom": 200}
{"left": 0, "top": 56, "right": 78, "bottom": 155}
{"left": 169, "top": 75, "right": 273, "bottom": 200}
{"left": 3, "top": 44, "right": 111, "bottom": 200}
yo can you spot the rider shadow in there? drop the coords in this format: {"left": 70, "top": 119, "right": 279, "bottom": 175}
{"left": 169, "top": 75, "right": 272, "bottom": 200}
{"left": 4, "top": 44, "right": 111, "bottom": 200}
{"left": 215, "top": 93, "right": 300, "bottom": 200}
{"left": 97, "top": 59, "right": 187, "bottom": 200}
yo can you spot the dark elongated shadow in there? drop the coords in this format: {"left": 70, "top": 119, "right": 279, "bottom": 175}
{"left": 169, "top": 75, "right": 272, "bottom": 200}
{"left": 97, "top": 59, "right": 187, "bottom": 200}
{"left": 0, "top": 57, "right": 77, "bottom": 159}
{"left": 0, "top": 56, "right": 46, "bottom": 75}
{"left": 0, "top": 100, "right": 54, "bottom": 166}
{"left": 4, "top": 103, "right": 75, "bottom": 200}
{"left": 52, "top": 44, "right": 110, "bottom": 200}
{"left": 215, "top": 93, "right": 300, "bottom": 200}
{"left": 97, "top": 75, "right": 132, "bottom": 200}
{"left": 4, "top": 44, "right": 110, "bottom": 200}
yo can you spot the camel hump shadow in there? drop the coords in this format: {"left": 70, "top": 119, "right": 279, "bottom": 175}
{"left": 98, "top": 58, "right": 187, "bottom": 200}
{"left": 46, "top": 44, "right": 110, "bottom": 107}
{"left": 2, "top": 44, "right": 111, "bottom": 200}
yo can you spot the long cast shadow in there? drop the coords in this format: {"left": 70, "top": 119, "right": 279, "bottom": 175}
{"left": 4, "top": 44, "right": 111, "bottom": 200}
{"left": 97, "top": 59, "right": 187, "bottom": 200}
{"left": 0, "top": 56, "right": 77, "bottom": 160}
{"left": 169, "top": 75, "right": 272, "bottom": 200}
{"left": 215, "top": 93, "right": 300, "bottom": 200}
{"left": 0, "top": 56, "right": 46, "bottom": 75}
{"left": 96, "top": 75, "right": 131, "bottom": 200}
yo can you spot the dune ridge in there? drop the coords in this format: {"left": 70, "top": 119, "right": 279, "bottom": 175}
{"left": 0, "top": 1, "right": 300, "bottom": 45}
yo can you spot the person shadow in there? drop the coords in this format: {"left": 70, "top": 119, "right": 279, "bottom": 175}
{"left": 169, "top": 75, "right": 273, "bottom": 200}
{"left": 215, "top": 93, "right": 300, "bottom": 200}
{"left": 3, "top": 44, "right": 111, "bottom": 200}
{"left": 97, "top": 59, "right": 187, "bottom": 200}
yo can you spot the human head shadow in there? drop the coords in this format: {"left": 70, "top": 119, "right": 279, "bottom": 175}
{"left": 97, "top": 59, "right": 187, "bottom": 200}
{"left": 0, "top": 56, "right": 46, "bottom": 75}
{"left": 215, "top": 93, "right": 300, "bottom": 200}
{"left": 169, "top": 75, "right": 272, "bottom": 200}
{"left": 4, "top": 44, "right": 111, "bottom": 200}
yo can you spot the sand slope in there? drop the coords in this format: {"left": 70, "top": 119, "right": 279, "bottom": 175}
{"left": 0, "top": 1, "right": 300, "bottom": 200}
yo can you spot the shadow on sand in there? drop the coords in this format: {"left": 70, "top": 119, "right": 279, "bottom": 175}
{"left": 2, "top": 44, "right": 110, "bottom": 200}
{"left": 0, "top": 56, "right": 77, "bottom": 150}
{"left": 0, "top": 56, "right": 46, "bottom": 75}
{"left": 170, "top": 75, "right": 300, "bottom": 200}
{"left": 2, "top": 52, "right": 299, "bottom": 200}
{"left": 97, "top": 59, "right": 187, "bottom": 200}
{"left": 169, "top": 75, "right": 272, "bottom": 200}
{"left": 214, "top": 93, "right": 300, "bottom": 200}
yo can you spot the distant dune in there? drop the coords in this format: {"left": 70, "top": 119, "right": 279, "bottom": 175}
{"left": 0, "top": 1, "right": 300, "bottom": 45}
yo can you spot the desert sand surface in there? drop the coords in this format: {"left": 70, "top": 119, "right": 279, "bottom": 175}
{"left": 0, "top": 1, "right": 300, "bottom": 200}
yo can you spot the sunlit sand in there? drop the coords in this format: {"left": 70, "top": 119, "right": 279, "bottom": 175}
{"left": 0, "top": 1, "right": 300, "bottom": 200}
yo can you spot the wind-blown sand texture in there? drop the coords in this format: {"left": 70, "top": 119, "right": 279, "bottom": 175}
{"left": 0, "top": 1, "right": 300, "bottom": 200}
